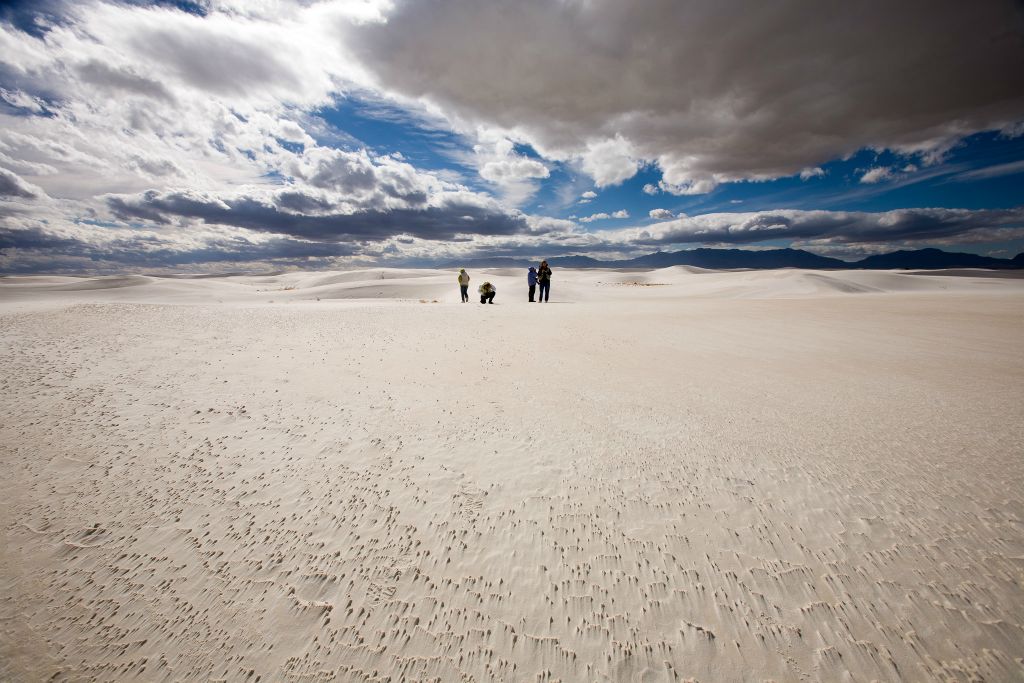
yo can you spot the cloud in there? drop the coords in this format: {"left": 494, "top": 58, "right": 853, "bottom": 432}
{"left": 799, "top": 167, "right": 825, "bottom": 180}
{"left": 641, "top": 178, "right": 718, "bottom": 196}
{"left": 0, "top": 26, "right": 278, "bottom": 204}
{"left": 104, "top": 185, "right": 531, "bottom": 242}
{"left": 6, "top": 201, "right": 1022, "bottom": 272}
{"left": 0, "top": 87, "right": 49, "bottom": 113}
{"left": 0, "top": 0, "right": 393, "bottom": 197}
{"left": 0, "top": 221, "right": 370, "bottom": 274}
{"left": 648, "top": 208, "right": 674, "bottom": 220}
{"left": 479, "top": 156, "right": 549, "bottom": 183}
{"left": 860, "top": 166, "right": 895, "bottom": 184}
{"left": 75, "top": 59, "right": 176, "bottom": 102}
{"left": 0, "top": 1, "right": 555, "bottom": 267}
{"left": 472, "top": 133, "right": 549, "bottom": 204}
{"left": 952, "top": 159, "right": 1024, "bottom": 182}
{"left": 599, "top": 207, "right": 1024, "bottom": 247}
{"left": 285, "top": 147, "right": 442, "bottom": 206}
{"left": 0, "top": 167, "right": 44, "bottom": 198}
{"left": 2, "top": 1, "right": 1022, "bottom": 273}
{"left": 1, "top": 2, "right": 364, "bottom": 111}
{"left": 579, "top": 209, "right": 629, "bottom": 223}
{"left": 348, "top": 0, "right": 1024, "bottom": 192}
{"left": 579, "top": 136, "right": 638, "bottom": 187}
{"left": 655, "top": 178, "right": 719, "bottom": 196}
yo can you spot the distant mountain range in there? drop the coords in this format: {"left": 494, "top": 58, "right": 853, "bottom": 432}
{"left": 449, "top": 248, "right": 1024, "bottom": 270}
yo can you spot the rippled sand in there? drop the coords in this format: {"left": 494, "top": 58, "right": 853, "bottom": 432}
{"left": 2, "top": 267, "right": 1023, "bottom": 681}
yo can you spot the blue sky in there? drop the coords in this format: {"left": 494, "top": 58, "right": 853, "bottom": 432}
{"left": 1, "top": 0, "right": 1023, "bottom": 272}
{"left": 318, "top": 96, "right": 1024, "bottom": 219}
{"left": 314, "top": 95, "right": 1024, "bottom": 259}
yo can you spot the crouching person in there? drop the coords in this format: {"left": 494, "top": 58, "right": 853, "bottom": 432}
{"left": 479, "top": 281, "right": 496, "bottom": 304}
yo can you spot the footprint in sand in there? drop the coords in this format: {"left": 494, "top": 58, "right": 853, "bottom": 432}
{"left": 366, "top": 580, "right": 397, "bottom": 606}
{"left": 453, "top": 483, "right": 485, "bottom": 524}
{"left": 367, "top": 551, "right": 415, "bottom": 608}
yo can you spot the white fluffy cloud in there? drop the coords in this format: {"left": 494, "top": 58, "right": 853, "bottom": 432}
{"left": 473, "top": 133, "right": 550, "bottom": 204}
{"left": 579, "top": 209, "right": 629, "bottom": 223}
{"left": 579, "top": 136, "right": 639, "bottom": 188}
{"left": 0, "top": 1, "right": 372, "bottom": 204}
{"left": 479, "top": 157, "right": 549, "bottom": 183}
{"left": 648, "top": 208, "right": 674, "bottom": 220}
{"left": 860, "top": 167, "right": 895, "bottom": 184}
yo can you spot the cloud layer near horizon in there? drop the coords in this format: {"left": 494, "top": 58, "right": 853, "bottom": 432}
{"left": 1, "top": 0, "right": 1023, "bottom": 272}
{"left": 598, "top": 208, "right": 1024, "bottom": 249}
{"left": 5, "top": 197, "right": 1023, "bottom": 273}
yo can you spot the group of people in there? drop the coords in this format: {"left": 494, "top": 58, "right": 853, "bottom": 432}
{"left": 457, "top": 261, "right": 553, "bottom": 304}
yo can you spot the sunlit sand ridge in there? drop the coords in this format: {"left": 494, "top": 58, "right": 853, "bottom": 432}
{"left": 2, "top": 267, "right": 1023, "bottom": 681}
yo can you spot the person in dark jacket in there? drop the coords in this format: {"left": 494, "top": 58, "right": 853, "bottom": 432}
{"left": 536, "top": 260, "right": 552, "bottom": 302}
{"left": 478, "top": 281, "right": 496, "bottom": 304}
{"left": 527, "top": 266, "right": 537, "bottom": 302}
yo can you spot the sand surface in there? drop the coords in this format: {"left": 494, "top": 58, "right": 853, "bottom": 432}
{"left": 2, "top": 267, "right": 1023, "bottom": 682}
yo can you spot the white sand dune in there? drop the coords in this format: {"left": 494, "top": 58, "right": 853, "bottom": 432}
{"left": 2, "top": 267, "right": 1023, "bottom": 682}
{"left": 50, "top": 274, "right": 155, "bottom": 291}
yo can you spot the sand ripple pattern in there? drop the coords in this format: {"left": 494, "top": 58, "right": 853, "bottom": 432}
{"left": 2, "top": 289, "right": 1023, "bottom": 682}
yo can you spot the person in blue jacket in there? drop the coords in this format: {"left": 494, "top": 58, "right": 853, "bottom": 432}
{"left": 527, "top": 266, "right": 537, "bottom": 302}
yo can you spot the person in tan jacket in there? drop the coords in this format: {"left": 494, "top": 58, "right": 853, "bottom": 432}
{"left": 478, "top": 281, "right": 496, "bottom": 304}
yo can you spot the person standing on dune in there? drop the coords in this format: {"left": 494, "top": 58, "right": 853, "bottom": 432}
{"left": 458, "top": 268, "right": 470, "bottom": 302}
{"left": 537, "top": 260, "right": 552, "bottom": 302}
{"left": 527, "top": 266, "right": 537, "bottom": 302}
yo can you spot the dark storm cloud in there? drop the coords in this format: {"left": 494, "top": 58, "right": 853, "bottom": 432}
{"left": 105, "top": 188, "right": 531, "bottom": 241}
{"left": 349, "top": 0, "right": 1024, "bottom": 189}
{"left": 619, "top": 207, "right": 1024, "bottom": 246}
{"left": 0, "top": 224, "right": 364, "bottom": 274}
{"left": 0, "top": 225, "right": 77, "bottom": 250}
